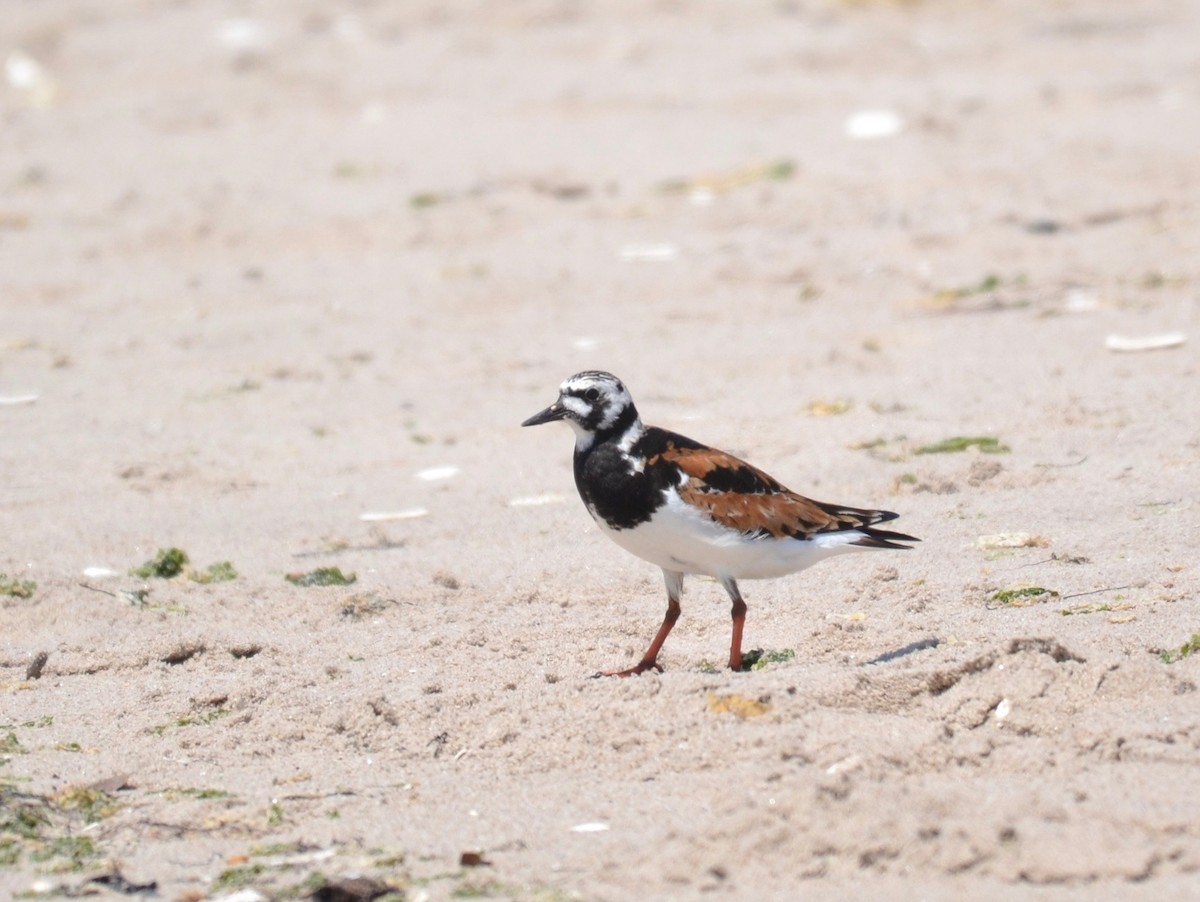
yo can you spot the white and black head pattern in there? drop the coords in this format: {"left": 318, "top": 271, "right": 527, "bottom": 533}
{"left": 521, "top": 370, "right": 642, "bottom": 449}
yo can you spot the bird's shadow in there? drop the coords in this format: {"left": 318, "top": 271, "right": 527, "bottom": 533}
{"left": 865, "top": 637, "right": 940, "bottom": 666}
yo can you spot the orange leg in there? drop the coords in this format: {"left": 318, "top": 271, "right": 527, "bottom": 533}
{"left": 601, "top": 597, "right": 680, "bottom": 677}
{"left": 722, "top": 578, "right": 747, "bottom": 671}
{"left": 599, "top": 570, "right": 684, "bottom": 677}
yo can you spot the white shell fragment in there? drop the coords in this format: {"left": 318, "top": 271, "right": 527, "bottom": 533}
{"left": 360, "top": 509, "right": 428, "bottom": 522}
{"left": 1105, "top": 332, "right": 1185, "bottom": 352}
{"left": 82, "top": 566, "right": 118, "bottom": 578}
{"left": 825, "top": 754, "right": 863, "bottom": 775}
{"left": 508, "top": 493, "right": 565, "bottom": 507}
{"left": 994, "top": 698, "right": 1012, "bottom": 721}
{"left": 0, "top": 394, "right": 39, "bottom": 406}
{"left": 845, "top": 109, "right": 904, "bottom": 139}
{"left": 1063, "top": 289, "right": 1100, "bottom": 313}
{"left": 415, "top": 465, "right": 459, "bottom": 482}
{"left": 5, "top": 52, "right": 43, "bottom": 89}
{"left": 5, "top": 51, "right": 57, "bottom": 106}
{"left": 570, "top": 822, "right": 610, "bottom": 833}
{"left": 212, "top": 890, "right": 268, "bottom": 902}
{"left": 619, "top": 244, "right": 678, "bottom": 262}
{"left": 215, "top": 18, "right": 271, "bottom": 60}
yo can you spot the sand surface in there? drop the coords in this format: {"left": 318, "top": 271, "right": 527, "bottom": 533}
{"left": 3, "top": 1, "right": 1200, "bottom": 899}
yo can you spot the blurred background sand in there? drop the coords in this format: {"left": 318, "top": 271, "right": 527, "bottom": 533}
{"left": 3, "top": 1, "right": 1199, "bottom": 898}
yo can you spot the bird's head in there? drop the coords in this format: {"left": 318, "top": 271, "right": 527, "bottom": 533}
{"left": 522, "top": 370, "right": 640, "bottom": 447}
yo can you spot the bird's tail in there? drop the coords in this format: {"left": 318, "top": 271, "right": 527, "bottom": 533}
{"left": 851, "top": 525, "right": 920, "bottom": 550}
{"left": 812, "top": 502, "right": 919, "bottom": 550}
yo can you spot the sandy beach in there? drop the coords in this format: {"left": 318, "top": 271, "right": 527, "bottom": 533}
{"left": 3, "top": 1, "right": 1199, "bottom": 898}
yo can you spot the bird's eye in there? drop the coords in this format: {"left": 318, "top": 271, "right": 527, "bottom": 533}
{"left": 584, "top": 388, "right": 600, "bottom": 402}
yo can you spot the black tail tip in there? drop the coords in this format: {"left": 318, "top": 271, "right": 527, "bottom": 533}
{"left": 854, "top": 528, "right": 920, "bottom": 550}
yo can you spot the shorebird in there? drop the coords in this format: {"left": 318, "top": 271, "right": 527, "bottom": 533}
{"left": 522, "top": 371, "right": 918, "bottom": 675}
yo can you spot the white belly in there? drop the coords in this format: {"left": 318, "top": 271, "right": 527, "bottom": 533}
{"left": 590, "top": 489, "right": 868, "bottom": 580}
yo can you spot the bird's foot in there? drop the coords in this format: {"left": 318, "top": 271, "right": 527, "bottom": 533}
{"left": 592, "top": 659, "right": 663, "bottom": 678}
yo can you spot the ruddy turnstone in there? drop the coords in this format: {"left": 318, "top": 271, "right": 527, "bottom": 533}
{"left": 522, "top": 370, "right": 919, "bottom": 676}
